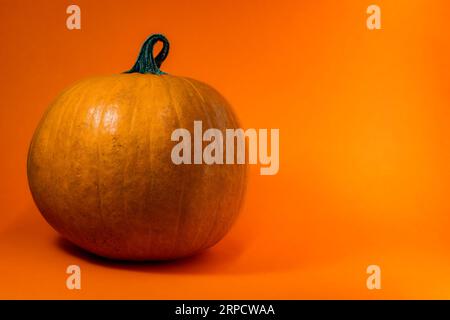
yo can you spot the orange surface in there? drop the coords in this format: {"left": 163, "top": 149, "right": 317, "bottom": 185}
{"left": 1, "top": 0, "right": 450, "bottom": 299}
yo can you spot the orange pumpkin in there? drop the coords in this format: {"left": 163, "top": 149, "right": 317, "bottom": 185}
{"left": 27, "top": 34, "right": 247, "bottom": 260}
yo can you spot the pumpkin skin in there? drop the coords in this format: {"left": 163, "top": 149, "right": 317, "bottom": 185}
{"left": 27, "top": 35, "right": 247, "bottom": 260}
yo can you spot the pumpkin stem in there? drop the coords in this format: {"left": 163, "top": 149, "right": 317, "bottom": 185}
{"left": 124, "top": 34, "right": 170, "bottom": 75}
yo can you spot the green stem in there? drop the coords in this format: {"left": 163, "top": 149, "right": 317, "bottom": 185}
{"left": 125, "top": 34, "right": 170, "bottom": 75}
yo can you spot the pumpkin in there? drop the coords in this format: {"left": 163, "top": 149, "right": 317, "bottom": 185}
{"left": 27, "top": 34, "right": 247, "bottom": 260}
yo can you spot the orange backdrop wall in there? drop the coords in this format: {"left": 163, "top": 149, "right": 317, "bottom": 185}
{"left": 1, "top": 0, "right": 450, "bottom": 299}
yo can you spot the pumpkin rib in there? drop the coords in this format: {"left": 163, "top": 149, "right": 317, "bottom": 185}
{"left": 106, "top": 78, "right": 134, "bottom": 255}
{"left": 161, "top": 75, "right": 190, "bottom": 258}
{"left": 101, "top": 76, "right": 140, "bottom": 255}
{"left": 142, "top": 76, "right": 156, "bottom": 256}
{"left": 45, "top": 82, "right": 92, "bottom": 241}
{"left": 131, "top": 77, "right": 153, "bottom": 256}
{"left": 76, "top": 77, "right": 114, "bottom": 243}
{"left": 63, "top": 89, "right": 85, "bottom": 240}
{"left": 134, "top": 76, "right": 154, "bottom": 256}
{"left": 175, "top": 77, "right": 213, "bottom": 252}
{"left": 192, "top": 82, "right": 246, "bottom": 248}
{"left": 185, "top": 79, "right": 230, "bottom": 250}
{"left": 164, "top": 76, "right": 184, "bottom": 256}
{"left": 181, "top": 77, "right": 215, "bottom": 128}
{"left": 198, "top": 81, "right": 232, "bottom": 249}
{"left": 47, "top": 91, "right": 75, "bottom": 192}
{"left": 171, "top": 76, "right": 214, "bottom": 255}
{"left": 93, "top": 103, "right": 108, "bottom": 245}
{"left": 65, "top": 82, "right": 99, "bottom": 235}
{"left": 177, "top": 77, "right": 224, "bottom": 251}
{"left": 86, "top": 78, "right": 124, "bottom": 249}
{"left": 169, "top": 77, "right": 198, "bottom": 253}
{"left": 120, "top": 81, "right": 135, "bottom": 258}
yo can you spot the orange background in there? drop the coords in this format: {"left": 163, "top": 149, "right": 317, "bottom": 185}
{"left": 1, "top": 0, "right": 450, "bottom": 299}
